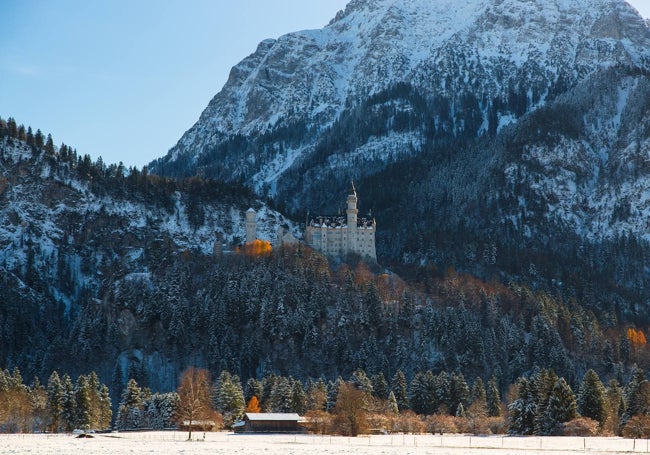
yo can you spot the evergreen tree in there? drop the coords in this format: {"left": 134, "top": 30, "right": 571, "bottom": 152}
{"left": 508, "top": 377, "right": 536, "bottom": 435}
{"left": 387, "top": 390, "right": 399, "bottom": 414}
{"left": 577, "top": 369, "right": 606, "bottom": 427}
{"left": 350, "top": 369, "right": 373, "bottom": 394}
{"left": 244, "top": 378, "right": 263, "bottom": 404}
{"left": 116, "top": 378, "right": 143, "bottom": 429}
{"left": 449, "top": 372, "right": 469, "bottom": 415}
{"left": 29, "top": 377, "right": 48, "bottom": 433}
{"left": 539, "top": 377, "right": 577, "bottom": 435}
{"left": 486, "top": 375, "right": 501, "bottom": 417}
{"left": 46, "top": 371, "right": 64, "bottom": 432}
{"left": 623, "top": 367, "right": 650, "bottom": 422}
{"left": 213, "top": 371, "right": 245, "bottom": 426}
{"left": 60, "top": 374, "right": 76, "bottom": 432}
{"left": 98, "top": 384, "right": 113, "bottom": 429}
{"left": 391, "top": 370, "right": 409, "bottom": 412}
{"left": 470, "top": 377, "right": 487, "bottom": 408}
{"left": 306, "top": 378, "right": 328, "bottom": 411}
{"left": 290, "top": 379, "right": 307, "bottom": 414}
{"left": 269, "top": 376, "right": 293, "bottom": 412}
{"left": 74, "top": 375, "right": 92, "bottom": 430}
{"left": 409, "top": 371, "right": 435, "bottom": 415}
{"left": 433, "top": 371, "right": 451, "bottom": 414}
{"left": 371, "top": 372, "right": 388, "bottom": 400}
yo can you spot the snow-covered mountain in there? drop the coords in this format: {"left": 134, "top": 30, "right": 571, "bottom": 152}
{"left": 150, "top": 0, "right": 650, "bottom": 286}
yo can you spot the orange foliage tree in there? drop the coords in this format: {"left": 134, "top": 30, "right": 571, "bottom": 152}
{"left": 237, "top": 239, "right": 272, "bottom": 257}
{"left": 628, "top": 328, "right": 647, "bottom": 348}
{"left": 245, "top": 396, "right": 261, "bottom": 413}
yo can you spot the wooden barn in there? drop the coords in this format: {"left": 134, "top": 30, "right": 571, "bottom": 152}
{"left": 233, "top": 413, "right": 306, "bottom": 433}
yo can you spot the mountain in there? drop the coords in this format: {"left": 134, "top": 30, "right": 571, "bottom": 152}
{"left": 151, "top": 0, "right": 650, "bottom": 312}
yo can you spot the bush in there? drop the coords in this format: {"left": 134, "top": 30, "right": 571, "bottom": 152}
{"left": 622, "top": 415, "right": 650, "bottom": 439}
{"left": 390, "top": 411, "right": 425, "bottom": 434}
{"left": 425, "top": 414, "right": 460, "bottom": 434}
{"left": 304, "top": 410, "right": 333, "bottom": 435}
{"left": 561, "top": 417, "right": 599, "bottom": 436}
{"left": 486, "top": 417, "right": 508, "bottom": 434}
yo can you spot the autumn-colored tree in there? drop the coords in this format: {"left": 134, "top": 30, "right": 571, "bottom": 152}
{"left": 627, "top": 328, "right": 647, "bottom": 348}
{"left": 245, "top": 395, "right": 261, "bottom": 413}
{"left": 176, "top": 367, "right": 216, "bottom": 440}
{"left": 237, "top": 239, "right": 272, "bottom": 256}
{"left": 331, "top": 382, "right": 369, "bottom": 436}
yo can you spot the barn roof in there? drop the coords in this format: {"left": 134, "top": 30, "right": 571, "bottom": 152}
{"left": 244, "top": 413, "right": 301, "bottom": 421}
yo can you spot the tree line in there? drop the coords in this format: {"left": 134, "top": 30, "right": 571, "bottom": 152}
{"left": 0, "top": 368, "right": 111, "bottom": 433}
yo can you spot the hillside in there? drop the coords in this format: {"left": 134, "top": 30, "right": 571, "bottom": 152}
{"left": 149, "top": 0, "right": 650, "bottom": 329}
{"left": 2, "top": 120, "right": 649, "bottom": 406}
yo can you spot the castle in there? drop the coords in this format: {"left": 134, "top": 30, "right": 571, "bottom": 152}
{"left": 304, "top": 183, "right": 376, "bottom": 261}
{"left": 243, "top": 184, "right": 376, "bottom": 261}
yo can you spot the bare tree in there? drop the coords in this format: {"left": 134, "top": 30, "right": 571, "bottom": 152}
{"left": 176, "top": 367, "right": 214, "bottom": 440}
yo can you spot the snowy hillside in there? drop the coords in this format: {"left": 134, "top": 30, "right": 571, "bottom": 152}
{"left": 153, "top": 0, "right": 649, "bottom": 192}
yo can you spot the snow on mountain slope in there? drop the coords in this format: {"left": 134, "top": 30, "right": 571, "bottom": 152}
{"left": 158, "top": 0, "right": 649, "bottom": 176}
{"left": 0, "top": 135, "right": 295, "bottom": 310}
{"left": 150, "top": 0, "right": 650, "bottom": 261}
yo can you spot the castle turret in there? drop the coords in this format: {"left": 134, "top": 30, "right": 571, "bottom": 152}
{"left": 347, "top": 182, "right": 358, "bottom": 253}
{"left": 245, "top": 208, "right": 257, "bottom": 244}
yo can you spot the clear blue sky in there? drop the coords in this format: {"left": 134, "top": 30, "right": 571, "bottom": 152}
{"left": 0, "top": 0, "right": 348, "bottom": 168}
{"left": 1, "top": 0, "right": 648, "bottom": 169}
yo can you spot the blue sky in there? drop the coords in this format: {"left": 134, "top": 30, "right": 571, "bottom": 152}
{"left": 0, "top": 0, "right": 348, "bottom": 168}
{"left": 1, "top": 0, "right": 649, "bottom": 169}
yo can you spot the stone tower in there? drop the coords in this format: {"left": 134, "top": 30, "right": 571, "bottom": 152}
{"left": 346, "top": 182, "right": 358, "bottom": 253}
{"left": 245, "top": 208, "right": 257, "bottom": 244}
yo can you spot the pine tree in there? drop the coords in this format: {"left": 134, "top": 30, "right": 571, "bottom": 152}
{"left": 290, "top": 379, "right": 307, "bottom": 414}
{"left": 350, "top": 369, "right": 373, "bottom": 394}
{"left": 75, "top": 375, "right": 92, "bottom": 430}
{"left": 539, "top": 377, "right": 577, "bottom": 435}
{"left": 470, "top": 378, "right": 487, "bottom": 408}
{"left": 61, "top": 374, "right": 76, "bottom": 432}
{"left": 508, "top": 377, "right": 536, "bottom": 435}
{"left": 244, "top": 378, "right": 263, "bottom": 404}
{"left": 434, "top": 371, "right": 451, "bottom": 414}
{"left": 409, "top": 371, "right": 434, "bottom": 415}
{"left": 306, "top": 378, "right": 328, "bottom": 411}
{"left": 387, "top": 391, "right": 399, "bottom": 414}
{"left": 98, "top": 384, "right": 113, "bottom": 429}
{"left": 29, "top": 377, "right": 48, "bottom": 433}
{"left": 213, "top": 371, "right": 245, "bottom": 427}
{"left": 623, "top": 367, "right": 650, "bottom": 422}
{"left": 371, "top": 372, "right": 388, "bottom": 400}
{"left": 577, "top": 369, "right": 606, "bottom": 426}
{"left": 116, "top": 378, "right": 143, "bottom": 429}
{"left": 449, "top": 372, "right": 469, "bottom": 415}
{"left": 391, "top": 370, "right": 409, "bottom": 412}
{"left": 46, "top": 371, "right": 64, "bottom": 432}
{"left": 486, "top": 375, "right": 501, "bottom": 417}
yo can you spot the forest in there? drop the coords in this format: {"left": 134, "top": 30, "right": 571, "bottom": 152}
{"left": 1, "top": 116, "right": 650, "bottom": 436}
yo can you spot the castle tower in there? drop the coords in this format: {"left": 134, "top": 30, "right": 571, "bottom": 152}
{"left": 346, "top": 182, "right": 358, "bottom": 253}
{"left": 245, "top": 208, "right": 257, "bottom": 244}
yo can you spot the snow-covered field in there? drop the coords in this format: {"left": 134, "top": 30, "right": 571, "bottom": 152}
{"left": 1, "top": 432, "right": 650, "bottom": 455}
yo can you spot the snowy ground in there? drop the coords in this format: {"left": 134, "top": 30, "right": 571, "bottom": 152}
{"left": 1, "top": 432, "right": 649, "bottom": 454}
